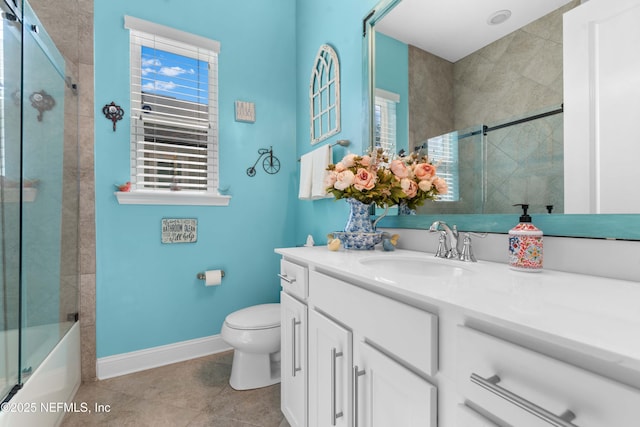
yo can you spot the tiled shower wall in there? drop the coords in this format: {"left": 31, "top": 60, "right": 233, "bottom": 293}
{"left": 30, "top": 0, "right": 96, "bottom": 382}
{"left": 412, "top": 1, "right": 577, "bottom": 215}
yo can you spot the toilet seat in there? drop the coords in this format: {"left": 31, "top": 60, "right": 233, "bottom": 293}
{"left": 225, "top": 303, "right": 280, "bottom": 330}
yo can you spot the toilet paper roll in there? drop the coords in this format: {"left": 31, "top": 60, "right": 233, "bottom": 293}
{"left": 204, "top": 270, "right": 223, "bottom": 286}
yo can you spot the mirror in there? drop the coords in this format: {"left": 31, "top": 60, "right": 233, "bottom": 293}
{"left": 365, "top": 0, "right": 640, "bottom": 240}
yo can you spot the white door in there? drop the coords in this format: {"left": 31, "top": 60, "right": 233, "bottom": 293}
{"left": 308, "top": 309, "right": 352, "bottom": 427}
{"left": 564, "top": 0, "right": 640, "bottom": 213}
{"left": 353, "top": 340, "right": 437, "bottom": 427}
{"left": 281, "top": 292, "right": 308, "bottom": 427}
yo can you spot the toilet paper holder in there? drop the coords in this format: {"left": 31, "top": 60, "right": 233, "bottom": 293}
{"left": 197, "top": 270, "right": 225, "bottom": 280}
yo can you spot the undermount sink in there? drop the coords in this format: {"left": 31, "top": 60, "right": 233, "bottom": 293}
{"left": 358, "top": 255, "right": 472, "bottom": 279}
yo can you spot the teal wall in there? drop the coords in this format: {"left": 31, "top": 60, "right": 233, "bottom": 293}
{"left": 375, "top": 32, "right": 408, "bottom": 154}
{"left": 94, "top": 0, "right": 296, "bottom": 357}
{"left": 293, "top": 0, "right": 379, "bottom": 245}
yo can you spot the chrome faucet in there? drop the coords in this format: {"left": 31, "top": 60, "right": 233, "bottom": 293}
{"left": 429, "top": 221, "right": 459, "bottom": 259}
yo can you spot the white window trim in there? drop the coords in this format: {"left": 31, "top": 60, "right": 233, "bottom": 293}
{"left": 116, "top": 190, "right": 230, "bottom": 206}
{"left": 374, "top": 88, "right": 399, "bottom": 158}
{"left": 119, "top": 16, "right": 229, "bottom": 206}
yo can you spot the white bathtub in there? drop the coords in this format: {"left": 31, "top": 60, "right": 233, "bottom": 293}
{"left": 0, "top": 322, "right": 80, "bottom": 427}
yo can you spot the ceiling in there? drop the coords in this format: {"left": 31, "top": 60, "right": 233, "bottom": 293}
{"left": 375, "top": 0, "right": 575, "bottom": 62}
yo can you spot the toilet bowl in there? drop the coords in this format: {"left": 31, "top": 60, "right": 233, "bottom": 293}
{"left": 221, "top": 303, "right": 281, "bottom": 390}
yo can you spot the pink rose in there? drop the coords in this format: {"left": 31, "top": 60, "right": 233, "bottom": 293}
{"left": 334, "top": 162, "right": 347, "bottom": 172}
{"left": 433, "top": 177, "right": 448, "bottom": 194}
{"left": 389, "top": 159, "right": 409, "bottom": 179}
{"left": 413, "top": 163, "right": 436, "bottom": 180}
{"left": 353, "top": 168, "right": 376, "bottom": 191}
{"left": 400, "top": 178, "right": 418, "bottom": 198}
{"left": 418, "top": 179, "right": 433, "bottom": 192}
{"left": 324, "top": 171, "right": 337, "bottom": 188}
{"left": 334, "top": 170, "right": 355, "bottom": 190}
{"left": 360, "top": 155, "right": 372, "bottom": 167}
{"left": 341, "top": 154, "right": 358, "bottom": 168}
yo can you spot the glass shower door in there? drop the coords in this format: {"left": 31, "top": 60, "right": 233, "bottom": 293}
{"left": 0, "top": 0, "right": 23, "bottom": 400}
{"left": 20, "top": 1, "right": 78, "bottom": 379}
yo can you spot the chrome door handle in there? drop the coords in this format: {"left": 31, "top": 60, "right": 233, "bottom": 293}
{"left": 278, "top": 273, "right": 296, "bottom": 284}
{"left": 331, "top": 348, "right": 344, "bottom": 425}
{"left": 353, "top": 366, "right": 366, "bottom": 427}
{"left": 291, "top": 318, "right": 301, "bottom": 377}
{"left": 470, "top": 373, "right": 579, "bottom": 427}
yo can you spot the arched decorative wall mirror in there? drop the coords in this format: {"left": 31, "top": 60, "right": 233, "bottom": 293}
{"left": 310, "top": 44, "right": 341, "bottom": 144}
{"left": 364, "top": 0, "right": 640, "bottom": 239}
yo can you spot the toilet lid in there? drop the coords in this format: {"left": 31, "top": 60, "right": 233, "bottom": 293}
{"left": 225, "top": 303, "right": 280, "bottom": 330}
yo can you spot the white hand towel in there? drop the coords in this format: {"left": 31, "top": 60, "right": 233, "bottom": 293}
{"left": 298, "top": 151, "right": 314, "bottom": 199}
{"left": 311, "top": 145, "right": 332, "bottom": 199}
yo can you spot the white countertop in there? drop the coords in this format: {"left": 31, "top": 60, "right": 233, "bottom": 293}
{"left": 276, "top": 246, "right": 640, "bottom": 374}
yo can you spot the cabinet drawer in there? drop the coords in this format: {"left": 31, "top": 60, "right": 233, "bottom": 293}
{"left": 456, "top": 326, "right": 640, "bottom": 427}
{"left": 456, "top": 404, "right": 498, "bottom": 427}
{"left": 310, "top": 270, "right": 437, "bottom": 376}
{"left": 279, "top": 259, "right": 308, "bottom": 300}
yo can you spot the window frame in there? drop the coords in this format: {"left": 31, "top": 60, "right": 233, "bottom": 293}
{"left": 118, "top": 16, "right": 229, "bottom": 206}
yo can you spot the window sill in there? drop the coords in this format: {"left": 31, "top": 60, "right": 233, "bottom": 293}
{"left": 115, "top": 190, "right": 231, "bottom": 206}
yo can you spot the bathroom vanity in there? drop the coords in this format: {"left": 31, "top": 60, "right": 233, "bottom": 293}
{"left": 276, "top": 246, "right": 640, "bottom": 427}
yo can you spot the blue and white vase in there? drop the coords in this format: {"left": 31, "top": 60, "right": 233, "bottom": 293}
{"left": 398, "top": 200, "right": 416, "bottom": 215}
{"left": 344, "top": 198, "right": 375, "bottom": 233}
{"left": 334, "top": 198, "right": 384, "bottom": 250}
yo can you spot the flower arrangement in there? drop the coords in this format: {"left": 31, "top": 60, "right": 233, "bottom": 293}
{"left": 388, "top": 152, "right": 448, "bottom": 210}
{"left": 324, "top": 149, "right": 447, "bottom": 209}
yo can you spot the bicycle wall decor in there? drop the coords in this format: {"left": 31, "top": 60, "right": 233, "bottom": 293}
{"left": 246, "top": 146, "right": 281, "bottom": 177}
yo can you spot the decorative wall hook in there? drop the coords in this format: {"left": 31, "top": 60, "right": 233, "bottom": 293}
{"left": 29, "top": 90, "right": 55, "bottom": 121}
{"left": 102, "top": 102, "right": 124, "bottom": 131}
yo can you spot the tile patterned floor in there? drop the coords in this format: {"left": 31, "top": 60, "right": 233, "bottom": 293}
{"left": 61, "top": 351, "right": 290, "bottom": 427}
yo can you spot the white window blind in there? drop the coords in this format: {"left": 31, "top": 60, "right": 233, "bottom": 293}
{"left": 425, "top": 132, "right": 460, "bottom": 202}
{"left": 374, "top": 89, "right": 399, "bottom": 158}
{"left": 125, "top": 16, "right": 219, "bottom": 194}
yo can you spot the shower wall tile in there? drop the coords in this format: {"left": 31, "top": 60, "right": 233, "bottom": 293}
{"left": 78, "top": 63, "right": 94, "bottom": 119}
{"left": 408, "top": 46, "right": 454, "bottom": 149}
{"left": 31, "top": 0, "right": 96, "bottom": 382}
{"left": 81, "top": 320, "right": 96, "bottom": 381}
{"left": 78, "top": 11, "right": 94, "bottom": 66}
{"left": 80, "top": 274, "right": 96, "bottom": 327}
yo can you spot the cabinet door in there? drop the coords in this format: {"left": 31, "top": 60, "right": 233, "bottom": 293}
{"left": 281, "top": 292, "right": 307, "bottom": 427}
{"left": 354, "top": 341, "right": 437, "bottom": 427}
{"left": 309, "top": 309, "right": 352, "bottom": 427}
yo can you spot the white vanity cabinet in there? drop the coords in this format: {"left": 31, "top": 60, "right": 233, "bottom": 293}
{"left": 456, "top": 326, "right": 640, "bottom": 427}
{"left": 280, "top": 260, "right": 309, "bottom": 427}
{"left": 276, "top": 247, "right": 640, "bottom": 427}
{"left": 308, "top": 309, "right": 352, "bottom": 427}
{"left": 308, "top": 270, "right": 438, "bottom": 427}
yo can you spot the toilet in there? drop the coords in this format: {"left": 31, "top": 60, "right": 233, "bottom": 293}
{"left": 221, "top": 303, "right": 281, "bottom": 390}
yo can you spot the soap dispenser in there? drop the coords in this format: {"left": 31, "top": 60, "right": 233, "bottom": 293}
{"left": 508, "top": 204, "right": 543, "bottom": 272}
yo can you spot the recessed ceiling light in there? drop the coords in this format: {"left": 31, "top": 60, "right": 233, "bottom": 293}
{"left": 487, "top": 9, "right": 512, "bottom": 25}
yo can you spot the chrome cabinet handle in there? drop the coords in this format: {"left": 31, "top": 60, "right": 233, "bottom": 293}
{"left": 331, "top": 348, "right": 344, "bottom": 425}
{"left": 470, "top": 373, "right": 579, "bottom": 427}
{"left": 278, "top": 273, "right": 296, "bottom": 284}
{"left": 353, "top": 366, "right": 366, "bottom": 427}
{"left": 291, "top": 318, "right": 301, "bottom": 377}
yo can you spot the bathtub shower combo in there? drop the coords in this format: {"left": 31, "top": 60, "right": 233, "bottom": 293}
{"left": 1, "top": 1, "right": 80, "bottom": 426}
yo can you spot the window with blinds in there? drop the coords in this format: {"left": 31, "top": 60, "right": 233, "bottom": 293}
{"left": 425, "top": 132, "right": 460, "bottom": 202}
{"left": 374, "top": 89, "right": 400, "bottom": 158}
{"left": 125, "top": 16, "right": 219, "bottom": 194}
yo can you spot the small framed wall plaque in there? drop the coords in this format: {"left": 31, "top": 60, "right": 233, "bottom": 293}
{"left": 162, "top": 218, "right": 197, "bottom": 244}
{"left": 235, "top": 100, "right": 256, "bottom": 123}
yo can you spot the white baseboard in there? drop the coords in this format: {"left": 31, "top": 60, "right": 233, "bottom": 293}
{"left": 96, "top": 334, "right": 231, "bottom": 380}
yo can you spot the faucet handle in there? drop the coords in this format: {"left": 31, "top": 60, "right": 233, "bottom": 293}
{"left": 434, "top": 231, "right": 448, "bottom": 258}
{"left": 459, "top": 233, "right": 477, "bottom": 262}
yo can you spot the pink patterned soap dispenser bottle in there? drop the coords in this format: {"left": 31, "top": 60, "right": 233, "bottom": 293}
{"left": 508, "top": 204, "right": 543, "bottom": 272}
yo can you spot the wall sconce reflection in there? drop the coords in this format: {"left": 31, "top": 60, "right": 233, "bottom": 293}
{"left": 29, "top": 90, "right": 55, "bottom": 122}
